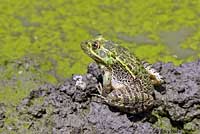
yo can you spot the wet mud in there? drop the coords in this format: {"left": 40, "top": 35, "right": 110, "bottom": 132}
{"left": 1, "top": 61, "right": 200, "bottom": 134}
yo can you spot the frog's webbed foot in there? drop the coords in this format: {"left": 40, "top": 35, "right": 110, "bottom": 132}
{"left": 142, "top": 61, "right": 164, "bottom": 85}
{"left": 91, "top": 83, "right": 107, "bottom": 103}
{"left": 91, "top": 93, "right": 107, "bottom": 104}
{"left": 96, "top": 82, "right": 103, "bottom": 95}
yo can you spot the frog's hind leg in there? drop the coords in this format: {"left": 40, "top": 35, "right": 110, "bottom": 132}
{"left": 107, "top": 88, "right": 154, "bottom": 114}
{"left": 142, "top": 61, "right": 164, "bottom": 85}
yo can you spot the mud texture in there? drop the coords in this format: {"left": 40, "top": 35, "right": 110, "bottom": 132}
{"left": 2, "top": 61, "right": 200, "bottom": 134}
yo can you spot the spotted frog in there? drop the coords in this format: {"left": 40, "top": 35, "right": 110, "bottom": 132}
{"left": 81, "top": 36, "right": 163, "bottom": 114}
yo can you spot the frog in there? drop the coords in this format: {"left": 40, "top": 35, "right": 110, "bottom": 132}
{"left": 81, "top": 36, "right": 164, "bottom": 114}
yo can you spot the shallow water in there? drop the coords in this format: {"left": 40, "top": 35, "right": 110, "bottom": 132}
{"left": 159, "top": 27, "right": 197, "bottom": 59}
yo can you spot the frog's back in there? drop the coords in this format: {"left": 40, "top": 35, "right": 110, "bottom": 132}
{"left": 112, "top": 45, "right": 154, "bottom": 93}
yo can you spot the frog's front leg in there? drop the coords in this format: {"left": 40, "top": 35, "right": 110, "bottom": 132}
{"left": 97, "top": 66, "right": 113, "bottom": 97}
{"left": 101, "top": 68, "right": 128, "bottom": 95}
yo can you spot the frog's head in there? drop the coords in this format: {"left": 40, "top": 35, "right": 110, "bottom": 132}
{"left": 81, "top": 36, "right": 117, "bottom": 66}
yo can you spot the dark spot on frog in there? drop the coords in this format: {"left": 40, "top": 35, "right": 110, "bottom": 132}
{"left": 104, "top": 41, "right": 115, "bottom": 50}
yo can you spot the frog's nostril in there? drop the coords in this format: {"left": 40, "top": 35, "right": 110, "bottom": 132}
{"left": 81, "top": 41, "right": 88, "bottom": 48}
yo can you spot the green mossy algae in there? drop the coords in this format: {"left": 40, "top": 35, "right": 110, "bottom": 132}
{"left": 0, "top": 0, "right": 200, "bottom": 132}
{"left": 184, "top": 119, "right": 200, "bottom": 134}
{"left": 0, "top": 0, "right": 200, "bottom": 80}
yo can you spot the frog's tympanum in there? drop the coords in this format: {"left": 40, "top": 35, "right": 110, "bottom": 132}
{"left": 81, "top": 36, "right": 163, "bottom": 114}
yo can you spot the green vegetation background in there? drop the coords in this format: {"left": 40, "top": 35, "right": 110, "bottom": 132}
{"left": 0, "top": 0, "right": 200, "bottom": 131}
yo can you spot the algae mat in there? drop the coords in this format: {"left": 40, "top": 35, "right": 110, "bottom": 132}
{"left": 0, "top": 0, "right": 200, "bottom": 131}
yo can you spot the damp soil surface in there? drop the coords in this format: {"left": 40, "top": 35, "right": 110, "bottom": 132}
{"left": 1, "top": 60, "right": 200, "bottom": 134}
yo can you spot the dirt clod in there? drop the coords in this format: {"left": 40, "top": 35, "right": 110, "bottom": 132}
{"left": 3, "top": 61, "right": 200, "bottom": 133}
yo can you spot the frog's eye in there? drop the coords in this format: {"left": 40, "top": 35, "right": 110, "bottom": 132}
{"left": 92, "top": 41, "right": 100, "bottom": 50}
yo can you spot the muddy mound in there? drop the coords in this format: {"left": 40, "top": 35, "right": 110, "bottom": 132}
{"left": 2, "top": 61, "right": 200, "bottom": 134}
